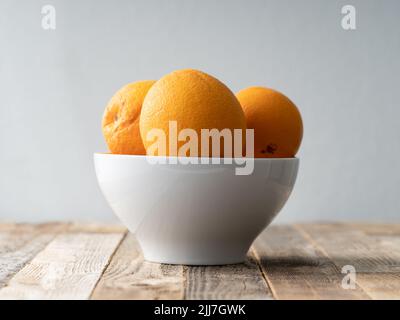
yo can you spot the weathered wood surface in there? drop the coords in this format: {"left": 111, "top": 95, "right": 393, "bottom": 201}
{"left": 253, "top": 225, "right": 370, "bottom": 299}
{"left": 0, "top": 230, "right": 124, "bottom": 299}
{"left": 0, "top": 223, "right": 67, "bottom": 289}
{"left": 91, "top": 233, "right": 184, "bottom": 300}
{"left": 297, "top": 223, "right": 400, "bottom": 300}
{"left": 184, "top": 251, "right": 272, "bottom": 300}
{"left": 0, "top": 222, "right": 399, "bottom": 300}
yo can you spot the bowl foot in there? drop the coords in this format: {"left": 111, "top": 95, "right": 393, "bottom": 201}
{"left": 137, "top": 238, "right": 250, "bottom": 265}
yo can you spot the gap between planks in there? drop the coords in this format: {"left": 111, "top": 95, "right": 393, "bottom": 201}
{"left": 2, "top": 223, "right": 399, "bottom": 300}
{"left": 183, "top": 249, "right": 272, "bottom": 300}
{"left": 91, "top": 233, "right": 184, "bottom": 300}
{"left": 252, "top": 225, "right": 371, "bottom": 299}
{"left": 296, "top": 223, "right": 400, "bottom": 300}
{"left": 0, "top": 223, "right": 126, "bottom": 299}
{"left": 91, "top": 233, "right": 272, "bottom": 300}
{"left": 0, "top": 223, "right": 68, "bottom": 289}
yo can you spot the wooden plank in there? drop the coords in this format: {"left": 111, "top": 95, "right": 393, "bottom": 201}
{"left": 0, "top": 223, "right": 67, "bottom": 289}
{"left": 297, "top": 224, "right": 400, "bottom": 299}
{"left": 347, "top": 223, "right": 400, "bottom": 236}
{"left": 184, "top": 251, "right": 272, "bottom": 300}
{"left": 296, "top": 224, "right": 400, "bottom": 273}
{"left": 2, "top": 223, "right": 398, "bottom": 300}
{"left": 0, "top": 223, "right": 18, "bottom": 231}
{"left": 253, "top": 225, "right": 370, "bottom": 299}
{"left": 91, "top": 233, "right": 184, "bottom": 300}
{"left": 0, "top": 231, "right": 124, "bottom": 299}
{"left": 68, "top": 222, "right": 126, "bottom": 234}
{"left": 352, "top": 273, "right": 400, "bottom": 300}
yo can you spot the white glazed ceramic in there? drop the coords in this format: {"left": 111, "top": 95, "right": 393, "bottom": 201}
{"left": 94, "top": 154, "right": 299, "bottom": 265}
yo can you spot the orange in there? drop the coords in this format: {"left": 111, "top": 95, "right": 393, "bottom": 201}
{"left": 102, "top": 80, "right": 155, "bottom": 155}
{"left": 236, "top": 86, "right": 303, "bottom": 158}
{"left": 140, "top": 69, "right": 246, "bottom": 157}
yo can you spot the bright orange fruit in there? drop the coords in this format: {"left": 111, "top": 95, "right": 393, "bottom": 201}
{"left": 102, "top": 80, "right": 155, "bottom": 155}
{"left": 140, "top": 69, "right": 246, "bottom": 157}
{"left": 236, "top": 86, "right": 303, "bottom": 158}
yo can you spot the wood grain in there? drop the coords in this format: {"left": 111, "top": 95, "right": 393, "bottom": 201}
{"left": 297, "top": 223, "right": 400, "bottom": 299}
{"left": 68, "top": 222, "right": 126, "bottom": 234}
{"left": 0, "top": 231, "right": 123, "bottom": 299}
{"left": 1, "top": 223, "right": 400, "bottom": 300}
{"left": 347, "top": 223, "right": 400, "bottom": 236}
{"left": 253, "top": 225, "right": 370, "bottom": 299}
{"left": 0, "top": 223, "right": 67, "bottom": 289}
{"left": 184, "top": 251, "right": 272, "bottom": 300}
{"left": 91, "top": 233, "right": 184, "bottom": 300}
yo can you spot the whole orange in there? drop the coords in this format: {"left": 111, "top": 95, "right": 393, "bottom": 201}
{"left": 140, "top": 69, "right": 246, "bottom": 157}
{"left": 102, "top": 80, "right": 155, "bottom": 155}
{"left": 236, "top": 86, "right": 303, "bottom": 158}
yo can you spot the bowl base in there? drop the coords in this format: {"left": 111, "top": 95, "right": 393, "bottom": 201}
{"left": 137, "top": 237, "right": 250, "bottom": 265}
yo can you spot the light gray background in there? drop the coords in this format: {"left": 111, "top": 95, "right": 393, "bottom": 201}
{"left": 1, "top": 0, "right": 399, "bottom": 223}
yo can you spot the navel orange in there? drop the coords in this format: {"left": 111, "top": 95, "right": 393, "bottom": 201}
{"left": 236, "top": 86, "right": 303, "bottom": 158}
{"left": 140, "top": 69, "right": 246, "bottom": 157}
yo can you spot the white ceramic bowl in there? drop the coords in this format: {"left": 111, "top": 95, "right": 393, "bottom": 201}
{"left": 94, "top": 154, "right": 299, "bottom": 265}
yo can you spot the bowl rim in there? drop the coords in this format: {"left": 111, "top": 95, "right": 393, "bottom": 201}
{"left": 94, "top": 152, "right": 299, "bottom": 162}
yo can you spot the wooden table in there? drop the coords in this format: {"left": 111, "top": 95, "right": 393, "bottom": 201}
{"left": 0, "top": 223, "right": 399, "bottom": 300}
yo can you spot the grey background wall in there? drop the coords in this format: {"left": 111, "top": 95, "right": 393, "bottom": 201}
{"left": 1, "top": 0, "right": 399, "bottom": 223}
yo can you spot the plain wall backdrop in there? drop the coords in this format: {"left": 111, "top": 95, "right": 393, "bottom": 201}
{"left": 1, "top": 0, "right": 399, "bottom": 223}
